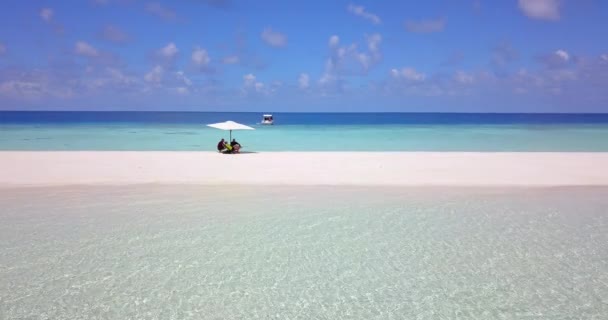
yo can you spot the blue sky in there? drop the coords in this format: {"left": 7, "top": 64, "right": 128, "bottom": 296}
{"left": 0, "top": 0, "right": 607, "bottom": 112}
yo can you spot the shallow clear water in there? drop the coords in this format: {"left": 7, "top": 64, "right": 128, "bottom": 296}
{"left": 1, "top": 186, "right": 607, "bottom": 319}
{"left": 2, "top": 123, "right": 608, "bottom": 151}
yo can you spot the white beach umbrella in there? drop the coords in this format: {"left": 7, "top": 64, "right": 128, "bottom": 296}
{"left": 207, "top": 120, "right": 255, "bottom": 141}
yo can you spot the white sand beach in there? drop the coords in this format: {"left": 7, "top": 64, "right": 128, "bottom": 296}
{"left": 1, "top": 151, "right": 608, "bottom": 187}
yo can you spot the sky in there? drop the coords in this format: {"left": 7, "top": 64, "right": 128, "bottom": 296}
{"left": 0, "top": 0, "right": 607, "bottom": 113}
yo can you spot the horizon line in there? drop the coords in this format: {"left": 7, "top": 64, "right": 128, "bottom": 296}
{"left": 2, "top": 110, "right": 608, "bottom": 115}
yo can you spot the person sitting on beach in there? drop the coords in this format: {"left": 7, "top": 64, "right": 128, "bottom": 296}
{"left": 222, "top": 141, "right": 233, "bottom": 154}
{"left": 216, "top": 138, "right": 226, "bottom": 153}
{"left": 230, "top": 139, "right": 241, "bottom": 153}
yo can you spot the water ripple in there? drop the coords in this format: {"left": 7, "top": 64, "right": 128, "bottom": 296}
{"left": 1, "top": 186, "right": 607, "bottom": 319}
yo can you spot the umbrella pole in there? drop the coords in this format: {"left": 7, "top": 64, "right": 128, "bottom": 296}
{"left": 230, "top": 130, "right": 232, "bottom": 141}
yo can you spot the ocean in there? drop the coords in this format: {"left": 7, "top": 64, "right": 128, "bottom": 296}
{"left": 2, "top": 112, "right": 608, "bottom": 318}
{"left": 2, "top": 111, "right": 608, "bottom": 151}
{"left": 1, "top": 186, "right": 607, "bottom": 319}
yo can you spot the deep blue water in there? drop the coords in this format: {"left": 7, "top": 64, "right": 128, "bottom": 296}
{"left": 2, "top": 111, "right": 608, "bottom": 125}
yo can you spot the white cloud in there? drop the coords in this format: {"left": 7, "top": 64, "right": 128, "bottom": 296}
{"left": 144, "top": 65, "right": 163, "bottom": 84}
{"left": 142, "top": 68, "right": 193, "bottom": 91}
{"left": 454, "top": 71, "right": 474, "bottom": 84}
{"left": 146, "top": 2, "right": 176, "bottom": 20}
{"left": 40, "top": 8, "right": 54, "bottom": 22}
{"left": 0, "top": 66, "right": 145, "bottom": 101}
{"left": 367, "top": 34, "right": 381, "bottom": 52}
{"left": 555, "top": 49, "right": 569, "bottom": 61}
{"left": 174, "top": 87, "right": 189, "bottom": 95}
{"left": 242, "top": 73, "right": 267, "bottom": 94}
{"left": 405, "top": 18, "right": 445, "bottom": 33}
{"left": 106, "top": 68, "right": 137, "bottom": 86}
{"left": 222, "top": 55, "right": 239, "bottom": 64}
{"left": 549, "top": 69, "right": 577, "bottom": 82}
{"left": 298, "top": 73, "right": 310, "bottom": 89}
{"left": 175, "top": 71, "right": 192, "bottom": 86}
{"left": 325, "top": 34, "right": 382, "bottom": 75}
{"left": 356, "top": 53, "right": 371, "bottom": 71}
{"left": 347, "top": 4, "right": 381, "bottom": 25}
{"left": 75, "top": 41, "right": 99, "bottom": 57}
{"left": 386, "top": 68, "right": 482, "bottom": 97}
{"left": 329, "top": 35, "right": 340, "bottom": 48}
{"left": 261, "top": 28, "right": 287, "bottom": 47}
{"left": 0, "top": 81, "right": 42, "bottom": 98}
{"left": 391, "top": 68, "right": 426, "bottom": 81}
{"left": 318, "top": 72, "right": 335, "bottom": 86}
{"left": 601, "top": 54, "right": 608, "bottom": 62}
{"left": 191, "top": 47, "right": 210, "bottom": 66}
{"left": 316, "top": 73, "right": 342, "bottom": 93}
{"left": 316, "top": 34, "right": 384, "bottom": 92}
{"left": 85, "top": 68, "right": 138, "bottom": 90}
{"left": 0, "top": 76, "right": 74, "bottom": 100}
{"left": 158, "top": 42, "right": 178, "bottom": 59}
{"left": 538, "top": 49, "right": 572, "bottom": 69}
{"left": 357, "top": 34, "right": 383, "bottom": 71}
{"left": 243, "top": 73, "right": 256, "bottom": 87}
{"left": 518, "top": 0, "right": 560, "bottom": 21}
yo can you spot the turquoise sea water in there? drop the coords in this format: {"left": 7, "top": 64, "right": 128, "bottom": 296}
{"left": 2, "top": 123, "right": 608, "bottom": 152}
{"left": 2, "top": 112, "right": 608, "bottom": 151}
{"left": 1, "top": 186, "right": 607, "bottom": 319}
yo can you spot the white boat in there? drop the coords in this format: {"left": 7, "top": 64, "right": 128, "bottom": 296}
{"left": 261, "top": 114, "right": 274, "bottom": 125}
